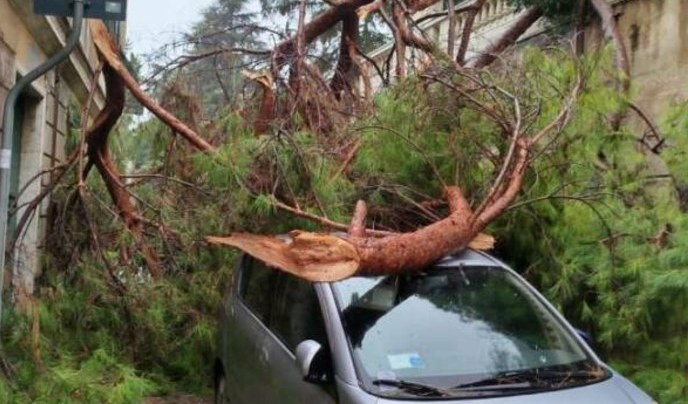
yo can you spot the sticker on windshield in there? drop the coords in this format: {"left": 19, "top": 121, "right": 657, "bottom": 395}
{"left": 387, "top": 353, "right": 425, "bottom": 370}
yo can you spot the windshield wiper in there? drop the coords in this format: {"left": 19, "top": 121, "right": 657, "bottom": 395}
{"left": 452, "top": 368, "right": 604, "bottom": 390}
{"left": 372, "top": 379, "right": 449, "bottom": 397}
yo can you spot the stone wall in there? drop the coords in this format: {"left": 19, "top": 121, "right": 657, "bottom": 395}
{"left": 367, "top": 0, "right": 688, "bottom": 114}
{"left": 366, "top": 0, "right": 545, "bottom": 88}
{"left": 0, "top": 0, "right": 107, "bottom": 296}
{"left": 585, "top": 0, "right": 688, "bottom": 118}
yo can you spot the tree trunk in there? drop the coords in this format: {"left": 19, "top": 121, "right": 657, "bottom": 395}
{"left": 456, "top": 0, "right": 487, "bottom": 65}
{"left": 330, "top": 14, "right": 360, "bottom": 97}
{"left": 351, "top": 186, "right": 477, "bottom": 275}
{"left": 272, "top": 0, "right": 375, "bottom": 71}
{"left": 86, "top": 64, "right": 163, "bottom": 278}
{"left": 392, "top": 4, "right": 408, "bottom": 77}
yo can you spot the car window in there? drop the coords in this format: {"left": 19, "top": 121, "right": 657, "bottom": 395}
{"left": 239, "top": 258, "right": 276, "bottom": 323}
{"left": 334, "top": 266, "right": 592, "bottom": 386}
{"left": 270, "top": 273, "right": 328, "bottom": 352}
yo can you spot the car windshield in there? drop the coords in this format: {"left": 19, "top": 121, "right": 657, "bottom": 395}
{"left": 333, "top": 265, "right": 601, "bottom": 397}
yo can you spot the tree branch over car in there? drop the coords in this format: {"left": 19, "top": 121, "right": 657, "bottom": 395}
{"left": 20, "top": 0, "right": 642, "bottom": 282}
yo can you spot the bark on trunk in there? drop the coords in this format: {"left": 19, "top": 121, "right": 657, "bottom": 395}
{"left": 272, "top": 0, "right": 375, "bottom": 71}
{"left": 330, "top": 14, "right": 360, "bottom": 97}
{"left": 207, "top": 182, "right": 503, "bottom": 281}
{"left": 349, "top": 200, "right": 368, "bottom": 237}
{"left": 392, "top": 4, "right": 408, "bottom": 78}
{"left": 588, "top": 0, "right": 631, "bottom": 129}
{"left": 456, "top": 0, "right": 487, "bottom": 65}
{"left": 350, "top": 186, "right": 476, "bottom": 275}
{"left": 243, "top": 71, "right": 276, "bottom": 135}
{"left": 86, "top": 64, "right": 163, "bottom": 278}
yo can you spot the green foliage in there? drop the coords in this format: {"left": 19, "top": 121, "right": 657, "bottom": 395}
{"left": 352, "top": 47, "right": 688, "bottom": 401}
{"left": 180, "top": 48, "right": 687, "bottom": 402}
{"left": 0, "top": 250, "right": 233, "bottom": 402}
{"left": 4, "top": 44, "right": 687, "bottom": 403}
{"left": 488, "top": 49, "right": 688, "bottom": 401}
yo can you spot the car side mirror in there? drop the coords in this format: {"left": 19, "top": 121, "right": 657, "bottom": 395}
{"left": 295, "top": 340, "right": 329, "bottom": 384}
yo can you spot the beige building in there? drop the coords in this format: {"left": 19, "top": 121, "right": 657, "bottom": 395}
{"left": 0, "top": 0, "right": 124, "bottom": 296}
{"left": 368, "top": 0, "right": 688, "bottom": 117}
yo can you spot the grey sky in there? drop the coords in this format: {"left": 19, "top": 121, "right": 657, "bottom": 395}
{"left": 127, "top": 0, "right": 216, "bottom": 56}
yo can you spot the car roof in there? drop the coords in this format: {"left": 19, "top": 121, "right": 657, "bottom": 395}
{"left": 434, "top": 248, "right": 504, "bottom": 268}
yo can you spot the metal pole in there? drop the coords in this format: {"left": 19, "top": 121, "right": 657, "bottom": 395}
{"left": 0, "top": 0, "right": 85, "bottom": 329}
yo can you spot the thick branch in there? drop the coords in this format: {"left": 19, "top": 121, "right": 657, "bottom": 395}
{"left": 330, "top": 13, "right": 361, "bottom": 96}
{"left": 474, "top": 142, "right": 529, "bottom": 228}
{"left": 351, "top": 186, "right": 476, "bottom": 274}
{"left": 391, "top": 5, "right": 408, "bottom": 77}
{"left": 349, "top": 200, "right": 368, "bottom": 237}
{"left": 357, "top": 0, "right": 384, "bottom": 19}
{"left": 469, "top": 7, "right": 543, "bottom": 69}
{"left": 272, "top": 0, "right": 375, "bottom": 71}
{"left": 86, "top": 64, "right": 162, "bottom": 277}
{"left": 447, "top": 0, "right": 457, "bottom": 58}
{"left": 90, "top": 21, "right": 214, "bottom": 152}
{"left": 212, "top": 186, "right": 494, "bottom": 278}
{"left": 456, "top": 0, "right": 487, "bottom": 65}
{"left": 243, "top": 71, "right": 276, "bottom": 135}
{"left": 393, "top": 0, "right": 435, "bottom": 54}
{"left": 445, "top": 186, "right": 471, "bottom": 214}
{"left": 291, "top": 0, "right": 309, "bottom": 97}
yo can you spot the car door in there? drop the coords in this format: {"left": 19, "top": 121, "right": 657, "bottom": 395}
{"left": 263, "top": 272, "right": 338, "bottom": 403}
{"left": 225, "top": 257, "right": 282, "bottom": 403}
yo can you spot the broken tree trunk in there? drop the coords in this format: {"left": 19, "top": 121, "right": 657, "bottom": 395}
{"left": 86, "top": 64, "right": 163, "bottom": 278}
{"left": 456, "top": 0, "right": 487, "bottom": 65}
{"left": 242, "top": 70, "right": 276, "bottom": 135}
{"left": 207, "top": 54, "right": 582, "bottom": 281}
{"left": 207, "top": 183, "right": 505, "bottom": 281}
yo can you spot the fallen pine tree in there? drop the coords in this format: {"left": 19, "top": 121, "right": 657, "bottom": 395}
{"left": 206, "top": 74, "right": 581, "bottom": 280}
{"left": 15, "top": 0, "right": 633, "bottom": 284}
{"left": 2, "top": 1, "right": 684, "bottom": 401}
{"left": 86, "top": 0, "right": 587, "bottom": 282}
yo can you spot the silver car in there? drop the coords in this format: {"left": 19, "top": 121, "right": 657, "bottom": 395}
{"left": 214, "top": 249, "right": 653, "bottom": 403}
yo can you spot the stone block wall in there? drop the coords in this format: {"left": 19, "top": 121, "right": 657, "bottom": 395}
{"left": 0, "top": 0, "right": 106, "bottom": 297}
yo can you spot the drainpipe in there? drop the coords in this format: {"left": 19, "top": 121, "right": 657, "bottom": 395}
{"left": 0, "top": 0, "right": 85, "bottom": 332}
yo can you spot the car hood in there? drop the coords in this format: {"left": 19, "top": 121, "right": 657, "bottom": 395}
{"left": 374, "top": 374, "right": 653, "bottom": 404}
